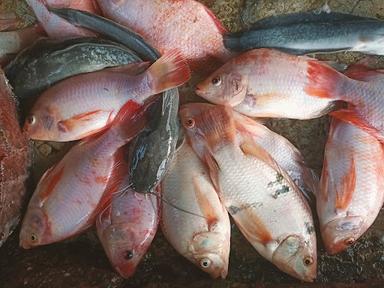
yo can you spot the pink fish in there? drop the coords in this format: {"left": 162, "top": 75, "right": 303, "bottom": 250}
{"left": 96, "top": 0, "right": 231, "bottom": 72}
{"left": 24, "top": 50, "right": 190, "bottom": 142}
{"left": 19, "top": 102, "right": 148, "bottom": 249}
{"left": 97, "top": 185, "right": 160, "bottom": 278}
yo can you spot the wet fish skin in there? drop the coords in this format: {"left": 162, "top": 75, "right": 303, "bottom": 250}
{"left": 19, "top": 102, "right": 149, "bottom": 249}
{"left": 24, "top": 50, "right": 190, "bottom": 142}
{"left": 5, "top": 37, "right": 140, "bottom": 101}
{"left": 224, "top": 11, "right": 384, "bottom": 56}
{"left": 97, "top": 184, "right": 160, "bottom": 278}
{"left": 0, "top": 69, "right": 29, "bottom": 247}
{"left": 161, "top": 141, "right": 230, "bottom": 279}
{"left": 180, "top": 104, "right": 317, "bottom": 282}
{"left": 318, "top": 118, "right": 384, "bottom": 255}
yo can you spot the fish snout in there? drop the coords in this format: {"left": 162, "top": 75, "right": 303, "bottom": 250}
{"left": 321, "top": 216, "right": 364, "bottom": 255}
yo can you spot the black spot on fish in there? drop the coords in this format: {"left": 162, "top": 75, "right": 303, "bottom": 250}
{"left": 305, "top": 222, "right": 315, "bottom": 234}
{"left": 268, "top": 173, "right": 284, "bottom": 188}
{"left": 228, "top": 205, "right": 241, "bottom": 215}
{"left": 103, "top": 87, "right": 110, "bottom": 92}
{"left": 272, "top": 185, "right": 290, "bottom": 199}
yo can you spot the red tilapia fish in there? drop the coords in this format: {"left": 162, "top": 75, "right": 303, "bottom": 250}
{"left": 318, "top": 118, "right": 384, "bottom": 255}
{"left": 97, "top": 185, "right": 160, "bottom": 278}
{"left": 26, "top": 0, "right": 97, "bottom": 39}
{"left": 196, "top": 49, "right": 384, "bottom": 142}
{"left": 96, "top": 0, "right": 231, "bottom": 71}
{"left": 162, "top": 140, "right": 230, "bottom": 279}
{"left": 0, "top": 69, "right": 29, "bottom": 247}
{"left": 24, "top": 50, "right": 190, "bottom": 142}
{"left": 180, "top": 104, "right": 317, "bottom": 282}
{"left": 19, "top": 103, "right": 148, "bottom": 249}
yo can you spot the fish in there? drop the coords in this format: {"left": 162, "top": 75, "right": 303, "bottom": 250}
{"left": 196, "top": 48, "right": 384, "bottom": 141}
{"left": 224, "top": 10, "right": 384, "bottom": 56}
{"left": 97, "top": 182, "right": 160, "bottom": 278}
{"left": 26, "top": 0, "right": 96, "bottom": 39}
{"left": 95, "top": 0, "right": 231, "bottom": 71}
{"left": 180, "top": 104, "right": 317, "bottom": 282}
{"left": 5, "top": 37, "right": 141, "bottom": 101}
{"left": 0, "top": 69, "right": 30, "bottom": 247}
{"left": 49, "top": 7, "right": 182, "bottom": 194}
{"left": 161, "top": 140, "right": 230, "bottom": 279}
{"left": 0, "top": 12, "right": 22, "bottom": 31}
{"left": 19, "top": 101, "right": 149, "bottom": 249}
{"left": 317, "top": 118, "right": 384, "bottom": 255}
{"left": 24, "top": 50, "right": 190, "bottom": 142}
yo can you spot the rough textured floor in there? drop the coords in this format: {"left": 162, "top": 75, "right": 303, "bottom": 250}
{"left": 1, "top": 0, "right": 384, "bottom": 287}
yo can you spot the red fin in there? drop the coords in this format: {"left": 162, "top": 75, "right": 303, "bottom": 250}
{"left": 330, "top": 109, "right": 384, "bottom": 142}
{"left": 204, "top": 153, "right": 221, "bottom": 193}
{"left": 58, "top": 110, "right": 106, "bottom": 132}
{"left": 147, "top": 49, "right": 191, "bottom": 92}
{"left": 335, "top": 157, "right": 356, "bottom": 210}
{"left": 305, "top": 60, "right": 342, "bottom": 99}
{"left": 202, "top": 5, "right": 227, "bottom": 34}
{"left": 345, "top": 64, "right": 384, "bottom": 82}
{"left": 39, "top": 166, "right": 65, "bottom": 202}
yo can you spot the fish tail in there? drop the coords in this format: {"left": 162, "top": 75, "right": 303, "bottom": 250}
{"left": 147, "top": 49, "right": 191, "bottom": 93}
{"left": 304, "top": 60, "right": 348, "bottom": 100}
{"left": 223, "top": 33, "right": 242, "bottom": 51}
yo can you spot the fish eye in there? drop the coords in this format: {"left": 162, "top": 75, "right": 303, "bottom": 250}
{"left": 184, "top": 118, "right": 195, "bottom": 129}
{"left": 27, "top": 115, "right": 36, "bottom": 125}
{"left": 30, "top": 233, "right": 38, "bottom": 242}
{"left": 211, "top": 76, "right": 222, "bottom": 86}
{"left": 344, "top": 237, "right": 355, "bottom": 245}
{"left": 200, "top": 258, "right": 211, "bottom": 269}
{"left": 303, "top": 256, "right": 314, "bottom": 266}
{"left": 124, "top": 250, "right": 134, "bottom": 260}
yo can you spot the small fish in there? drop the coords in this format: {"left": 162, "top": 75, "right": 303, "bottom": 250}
{"left": 180, "top": 104, "right": 317, "bottom": 282}
{"left": 26, "top": 0, "right": 96, "bottom": 39}
{"left": 162, "top": 140, "right": 230, "bottom": 279}
{"left": 97, "top": 183, "right": 160, "bottom": 278}
{"left": 317, "top": 118, "right": 384, "bottom": 255}
{"left": 224, "top": 10, "right": 384, "bottom": 56}
{"left": 24, "top": 50, "right": 190, "bottom": 142}
{"left": 0, "top": 69, "right": 29, "bottom": 247}
{"left": 95, "top": 0, "right": 231, "bottom": 71}
{"left": 19, "top": 102, "right": 148, "bottom": 249}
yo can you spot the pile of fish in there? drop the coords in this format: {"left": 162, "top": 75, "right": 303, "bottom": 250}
{"left": 1, "top": 0, "right": 384, "bottom": 283}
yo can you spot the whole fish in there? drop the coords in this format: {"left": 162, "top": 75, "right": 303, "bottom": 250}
{"left": 0, "top": 69, "right": 29, "bottom": 247}
{"left": 196, "top": 48, "right": 384, "bottom": 141}
{"left": 180, "top": 104, "right": 317, "bottom": 282}
{"left": 162, "top": 140, "right": 230, "bottom": 279}
{"left": 24, "top": 50, "right": 190, "bottom": 142}
{"left": 97, "top": 183, "right": 160, "bottom": 278}
{"left": 224, "top": 10, "right": 384, "bottom": 56}
{"left": 26, "top": 0, "right": 95, "bottom": 39}
{"left": 95, "top": 0, "right": 231, "bottom": 71}
{"left": 19, "top": 102, "right": 148, "bottom": 249}
{"left": 5, "top": 37, "right": 140, "bottom": 101}
{"left": 317, "top": 118, "right": 384, "bottom": 255}
{"left": 49, "top": 7, "right": 182, "bottom": 194}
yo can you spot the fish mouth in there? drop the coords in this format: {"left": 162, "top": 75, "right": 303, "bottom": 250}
{"left": 321, "top": 216, "right": 364, "bottom": 255}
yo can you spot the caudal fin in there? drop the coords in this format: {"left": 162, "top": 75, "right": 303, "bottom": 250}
{"left": 147, "top": 50, "right": 191, "bottom": 93}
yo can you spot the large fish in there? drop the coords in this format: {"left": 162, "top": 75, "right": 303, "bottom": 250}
{"left": 196, "top": 49, "right": 384, "bottom": 141}
{"left": 180, "top": 104, "right": 317, "bottom": 282}
{"left": 95, "top": 0, "right": 231, "bottom": 71}
{"left": 24, "top": 50, "right": 190, "bottom": 142}
{"left": 224, "top": 10, "right": 384, "bottom": 56}
{"left": 0, "top": 69, "right": 29, "bottom": 247}
{"left": 317, "top": 118, "right": 384, "bottom": 255}
{"left": 97, "top": 183, "right": 160, "bottom": 278}
{"left": 162, "top": 140, "right": 230, "bottom": 279}
{"left": 19, "top": 102, "right": 148, "bottom": 249}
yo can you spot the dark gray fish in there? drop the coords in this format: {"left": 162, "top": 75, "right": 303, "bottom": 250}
{"left": 5, "top": 37, "right": 140, "bottom": 101}
{"left": 50, "top": 8, "right": 180, "bottom": 193}
{"left": 224, "top": 11, "right": 384, "bottom": 55}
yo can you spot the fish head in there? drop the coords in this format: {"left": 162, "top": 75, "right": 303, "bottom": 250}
{"left": 195, "top": 66, "right": 248, "bottom": 106}
{"left": 19, "top": 208, "right": 50, "bottom": 249}
{"left": 180, "top": 103, "right": 236, "bottom": 156}
{"left": 24, "top": 106, "right": 60, "bottom": 141}
{"left": 321, "top": 216, "right": 364, "bottom": 255}
{"left": 188, "top": 231, "right": 229, "bottom": 279}
{"left": 272, "top": 235, "right": 317, "bottom": 282}
{"left": 101, "top": 224, "right": 149, "bottom": 278}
